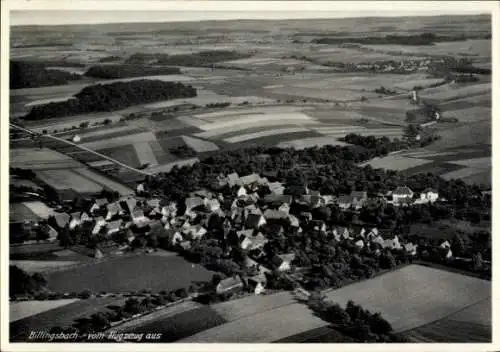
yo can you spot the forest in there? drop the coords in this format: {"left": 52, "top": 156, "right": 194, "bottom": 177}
{"left": 84, "top": 64, "right": 181, "bottom": 79}
{"left": 10, "top": 60, "right": 81, "bottom": 89}
{"left": 23, "top": 79, "right": 197, "bottom": 120}
{"left": 311, "top": 33, "right": 485, "bottom": 46}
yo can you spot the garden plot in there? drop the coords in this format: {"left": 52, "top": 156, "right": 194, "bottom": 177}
{"left": 80, "top": 131, "right": 156, "bottom": 150}
{"left": 181, "top": 135, "right": 219, "bottom": 152}
{"left": 10, "top": 260, "right": 80, "bottom": 274}
{"left": 133, "top": 142, "right": 159, "bottom": 166}
{"left": 224, "top": 127, "right": 310, "bottom": 143}
{"left": 10, "top": 299, "right": 80, "bottom": 323}
{"left": 36, "top": 169, "right": 104, "bottom": 193}
{"left": 277, "top": 136, "right": 351, "bottom": 149}
{"left": 10, "top": 148, "right": 81, "bottom": 170}
{"left": 71, "top": 168, "right": 134, "bottom": 195}
{"left": 359, "top": 155, "right": 432, "bottom": 171}
{"left": 21, "top": 201, "right": 57, "bottom": 219}
{"left": 323, "top": 265, "right": 491, "bottom": 333}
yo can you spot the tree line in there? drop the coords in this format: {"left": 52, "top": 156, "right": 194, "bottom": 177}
{"left": 125, "top": 50, "right": 250, "bottom": 67}
{"left": 10, "top": 60, "right": 81, "bottom": 89}
{"left": 23, "top": 79, "right": 197, "bottom": 120}
{"left": 312, "top": 33, "right": 484, "bottom": 46}
{"left": 84, "top": 64, "right": 181, "bottom": 79}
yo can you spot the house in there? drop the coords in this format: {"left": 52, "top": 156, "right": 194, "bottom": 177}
{"left": 310, "top": 220, "right": 327, "bottom": 233}
{"left": 288, "top": 214, "right": 300, "bottom": 228}
{"left": 439, "top": 240, "right": 451, "bottom": 249}
{"left": 53, "top": 212, "right": 70, "bottom": 229}
{"left": 106, "top": 220, "right": 123, "bottom": 236}
{"left": 333, "top": 227, "right": 351, "bottom": 240}
{"left": 244, "top": 256, "right": 260, "bottom": 270}
{"left": 392, "top": 186, "right": 414, "bottom": 204}
{"left": 240, "top": 173, "right": 261, "bottom": 187}
{"left": 268, "top": 182, "right": 285, "bottom": 195}
{"left": 94, "top": 249, "right": 104, "bottom": 259}
{"left": 69, "top": 212, "right": 82, "bottom": 230}
{"left": 190, "top": 189, "right": 212, "bottom": 199}
{"left": 237, "top": 229, "right": 255, "bottom": 250}
{"left": 216, "top": 276, "right": 244, "bottom": 295}
{"left": 336, "top": 195, "right": 354, "bottom": 210}
{"left": 262, "top": 194, "right": 292, "bottom": 205}
{"left": 131, "top": 209, "right": 149, "bottom": 227}
{"left": 371, "top": 235, "right": 385, "bottom": 247}
{"left": 227, "top": 172, "right": 242, "bottom": 187}
{"left": 257, "top": 177, "right": 269, "bottom": 186}
{"left": 92, "top": 217, "right": 107, "bottom": 235}
{"left": 248, "top": 232, "right": 268, "bottom": 250}
{"left": 179, "top": 241, "right": 192, "bottom": 251}
{"left": 90, "top": 198, "right": 108, "bottom": 213}
{"left": 146, "top": 198, "right": 161, "bottom": 209}
{"left": 245, "top": 213, "right": 267, "bottom": 229}
{"left": 322, "top": 195, "right": 335, "bottom": 205}
{"left": 351, "top": 191, "right": 368, "bottom": 201}
{"left": 206, "top": 199, "right": 221, "bottom": 212}
{"left": 354, "top": 239, "right": 365, "bottom": 249}
{"left": 300, "top": 212, "right": 313, "bottom": 222}
{"left": 420, "top": 188, "right": 439, "bottom": 203}
{"left": 168, "top": 230, "right": 183, "bottom": 246}
{"left": 382, "top": 236, "right": 401, "bottom": 250}
{"left": 247, "top": 274, "right": 266, "bottom": 295}
{"left": 236, "top": 186, "right": 247, "bottom": 197}
{"left": 272, "top": 253, "right": 296, "bottom": 272}
{"left": 81, "top": 212, "right": 92, "bottom": 223}
{"left": 404, "top": 242, "right": 418, "bottom": 256}
{"left": 105, "top": 202, "right": 123, "bottom": 220}
{"left": 186, "top": 225, "right": 207, "bottom": 240}
{"left": 297, "top": 195, "right": 323, "bottom": 209}
{"left": 40, "top": 224, "right": 58, "bottom": 242}
{"left": 185, "top": 197, "right": 205, "bottom": 212}
{"left": 263, "top": 209, "right": 288, "bottom": 221}
{"left": 161, "top": 202, "right": 178, "bottom": 218}
{"left": 120, "top": 197, "right": 137, "bottom": 214}
{"left": 136, "top": 183, "right": 146, "bottom": 194}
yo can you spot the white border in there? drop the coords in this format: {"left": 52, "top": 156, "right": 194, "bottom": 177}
{"left": 1, "top": 1, "right": 499, "bottom": 352}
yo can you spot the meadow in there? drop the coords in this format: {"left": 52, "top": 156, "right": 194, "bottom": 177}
{"left": 10, "top": 299, "right": 80, "bottom": 323}
{"left": 46, "top": 254, "right": 214, "bottom": 293}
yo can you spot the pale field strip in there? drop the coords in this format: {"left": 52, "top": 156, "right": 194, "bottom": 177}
{"left": 195, "top": 112, "right": 265, "bottom": 123}
{"left": 133, "top": 142, "right": 159, "bottom": 166}
{"left": 447, "top": 157, "right": 491, "bottom": 169}
{"left": 312, "top": 125, "right": 368, "bottom": 133}
{"left": 351, "top": 97, "right": 414, "bottom": 110}
{"left": 22, "top": 201, "right": 57, "bottom": 219}
{"left": 149, "top": 140, "right": 166, "bottom": 156}
{"left": 10, "top": 260, "right": 80, "bottom": 274}
{"left": 109, "top": 300, "right": 202, "bottom": 333}
{"left": 181, "top": 302, "right": 327, "bottom": 343}
{"left": 420, "top": 83, "right": 491, "bottom": 101}
{"left": 10, "top": 148, "right": 75, "bottom": 163}
{"left": 270, "top": 87, "right": 379, "bottom": 101}
{"left": 194, "top": 120, "right": 321, "bottom": 139}
{"left": 30, "top": 114, "right": 125, "bottom": 133}
{"left": 323, "top": 265, "right": 491, "bottom": 332}
{"left": 359, "top": 155, "right": 432, "bottom": 171}
{"left": 445, "top": 297, "right": 491, "bottom": 326}
{"left": 198, "top": 112, "right": 315, "bottom": 131}
{"left": 323, "top": 129, "right": 404, "bottom": 138}
{"left": 77, "top": 125, "right": 141, "bottom": 139}
{"left": 224, "top": 127, "right": 310, "bottom": 143}
{"left": 446, "top": 106, "right": 491, "bottom": 122}
{"left": 222, "top": 57, "right": 281, "bottom": 65}
{"left": 72, "top": 168, "right": 134, "bottom": 195}
{"left": 194, "top": 106, "right": 309, "bottom": 120}
{"left": 10, "top": 299, "right": 80, "bottom": 323}
{"left": 364, "top": 39, "right": 491, "bottom": 57}
{"left": 146, "top": 158, "right": 200, "bottom": 174}
{"left": 88, "top": 160, "right": 115, "bottom": 168}
{"left": 292, "top": 74, "right": 415, "bottom": 90}
{"left": 25, "top": 96, "right": 76, "bottom": 107}
{"left": 176, "top": 115, "right": 208, "bottom": 128}
{"left": 277, "top": 137, "right": 351, "bottom": 149}
{"left": 36, "top": 169, "right": 104, "bottom": 193}
{"left": 212, "top": 291, "right": 295, "bottom": 321}
{"left": 441, "top": 167, "right": 486, "bottom": 181}
{"left": 46, "top": 67, "right": 85, "bottom": 75}
{"left": 182, "top": 135, "right": 220, "bottom": 152}
{"left": 80, "top": 131, "right": 156, "bottom": 150}
{"left": 446, "top": 93, "right": 491, "bottom": 104}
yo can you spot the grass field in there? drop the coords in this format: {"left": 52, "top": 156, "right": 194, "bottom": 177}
{"left": 445, "top": 106, "right": 491, "bottom": 123}
{"left": 133, "top": 142, "right": 159, "bottom": 166}
{"left": 10, "top": 296, "right": 129, "bottom": 341}
{"left": 224, "top": 127, "right": 310, "bottom": 143}
{"left": 419, "top": 83, "right": 490, "bottom": 102}
{"left": 359, "top": 155, "right": 432, "bottom": 171}
{"left": 35, "top": 169, "right": 104, "bottom": 193}
{"left": 21, "top": 201, "right": 57, "bottom": 219}
{"left": 10, "top": 203, "right": 42, "bottom": 223}
{"left": 80, "top": 131, "right": 156, "bottom": 150}
{"left": 10, "top": 299, "right": 80, "bottom": 323}
{"left": 97, "top": 144, "right": 141, "bottom": 168}
{"left": 277, "top": 136, "right": 351, "bottom": 149}
{"left": 322, "top": 265, "right": 491, "bottom": 333}
{"left": 181, "top": 135, "right": 220, "bottom": 152}
{"left": 46, "top": 254, "right": 214, "bottom": 293}
{"left": 10, "top": 148, "right": 82, "bottom": 170}
{"left": 10, "top": 260, "right": 80, "bottom": 274}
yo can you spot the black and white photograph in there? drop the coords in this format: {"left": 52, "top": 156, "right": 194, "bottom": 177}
{"left": 1, "top": 0, "right": 497, "bottom": 349}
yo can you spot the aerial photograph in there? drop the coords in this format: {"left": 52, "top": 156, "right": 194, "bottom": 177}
{"left": 5, "top": 2, "right": 493, "bottom": 346}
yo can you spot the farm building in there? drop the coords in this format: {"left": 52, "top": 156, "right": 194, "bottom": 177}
{"left": 246, "top": 274, "right": 267, "bottom": 295}
{"left": 392, "top": 186, "right": 414, "bottom": 204}
{"left": 272, "top": 253, "right": 296, "bottom": 272}
{"left": 216, "top": 276, "right": 244, "bottom": 295}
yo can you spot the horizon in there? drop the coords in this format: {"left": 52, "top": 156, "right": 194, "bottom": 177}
{"left": 10, "top": 8, "right": 492, "bottom": 27}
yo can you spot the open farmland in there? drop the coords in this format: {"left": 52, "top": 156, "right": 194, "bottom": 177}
{"left": 45, "top": 254, "right": 214, "bottom": 293}
{"left": 359, "top": 155, "right": 432, "bottom": 171}
{"left": 10, "top": 299, "right": 80, "bottom": 323}
{"left": 10, "top": 260, "right": 80, "bottom": 274}
{"left": 22, "top": 201, "right": 57, "bottom": 219}
{"left": 445, "top": 106, "right": 491, "bottom": 122}
{"left": 277, "top": 137, "right": 351, "bottom": 149}
{"left": 181, "top": 135, "right": 220, "bottom": 152}
{"left": 10, "top": 148, "right": 82, "bottom": 170}
{"left": 35, "top": 169, "right": 104, "bottom": 193}
{"left": 419, "top": 82, "right": 491, "bottom": 102}
{"left": 10, "top": 296, "right": 129, "bottom": 341}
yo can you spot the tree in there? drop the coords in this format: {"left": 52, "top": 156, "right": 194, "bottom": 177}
{"left": 90, "top": 312, "right": 110, "bottom": 331}
{"left": 124, "top": 298, "right": 142, "bottom": 314}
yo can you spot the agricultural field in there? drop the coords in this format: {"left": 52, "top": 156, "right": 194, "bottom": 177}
{"left": 22, "top": 201, "right": 58, "bottom": 219}
{"left": 359, "top": 155, "right": 432, "bottom": 171}
{"left": 10, "top": 299, "right": 80, "bottom": 323}
{"left": 10, "top": 260, "right": 80, "bottom": 274}
{"left": 45, "top": 254, "right": 214, "bottom": 293}
{"left": 10, "top": 148, "right": 82, "bottom": 170}
{"left": 10, "top": 203, "right": 44, "bottom": 223}
{"left": 10, "top": 296, "right": 130, "bottom": 341}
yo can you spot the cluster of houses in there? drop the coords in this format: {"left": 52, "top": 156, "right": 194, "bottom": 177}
{"left": 14, "top": 169, "right": 449, "bottom": 296}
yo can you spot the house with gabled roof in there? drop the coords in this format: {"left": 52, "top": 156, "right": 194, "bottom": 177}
{"left": 237, "top": 229, "right": 254, "bottom": 250}
{"left": 185, "top": 225, "right": 207, "bottom": 240}
{"left": 257, "top": 177, "right": 269, "bottom": 186}
{"left": 236, "top": 186, "right": 247, "bottom": 197}
{"left": 131, "top": 209, "right": 149, "bottom": 227}
{"left": 120, "top": 197, "right": 137, "bottom": 214}
{"left": 247, "top": 273, "right": 266, "bottom": 295}
{"left": 216, "top": 276, "right": 244, "bottom": 295}
{"left": 278, "top": 203, "right": 291, "bottom": 214}
{"left": 227, "top": 172, "right": 242, "bottom": 187}
{"left": 240, "top": 173, "right": 261, "bottom": 187}
{"left": 333, "top": 227, "right": 351, "bottom": 240}
{"left": 69, "top": 211, "right": 82, "bottom": 230}
{"left": 300, "top": 211, "right": 313, "bottom": 222}
{"left": 268, "top": 182, "right": 285, "bottom": 195}
{"left": 336, "top": 195, "right": 354, "bottom": 210}
{"left": 136, "top": 183, "right": 146, "bottom": 194}
{"left": 167, "top": 230, "right": 183, "bottom": 246}
{"left": 288, "top": 214, "right": 300, "bottom": 228}
{"left": 439, "top": 240, "right": 451, "bottom": 249}
{"left": 105, "top": 202, "right": 123, "bottom": 220}
{"left": 263, "top": 194, "right": 293, "bottom": 205}
{"left": 297, "top": 195, "right": 324, "bottom": 209}
{"left": 272, "top": 253, "right": 296, "bottom": 272}
{"left": 420, "top": 188, "right": 439, "bottom": 203}
{"left": 90, "top": 198, "right": 109, "bottom": 213}
{"left": 404, "top": 242, "right": 418, "bottom": 256}
{"left": 245, "top": 213, "right": 267, "bottom": 229}
{"left": 371, "top": 235, "right": 385, "bottom": 247}
{"left": 264, "top": 209, "right": 288, "bottom": 221}
{"left": 53, "top": 212, "right": 71, "bottom": 229}
{"left": 40, "top": 224, "right": 58, "bottom": 242}
{"left": 354, "top": 239, "right": 365, "bottom": 249}
{"left": 106, "top": 219, "right": 123, "bottom": 236}
{"left": 392, "top": 186, "right": 414, "bottom": 204}
{"left": 206, "top": 199, "right": 221, "bottom": 212}
{"left": 185, "top": 197, "right": 205, "bottom": 213}
{"left": 92, "top": 217, "right": 107, "bottom": 236}
{"left": 81, "top": 212, "right": 92, "bottom": 223}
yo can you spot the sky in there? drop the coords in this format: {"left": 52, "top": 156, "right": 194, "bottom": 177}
{"left": 8, "top": 1, "right": 494, "bottom": 26}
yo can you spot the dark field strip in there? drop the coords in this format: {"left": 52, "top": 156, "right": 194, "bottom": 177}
{"left": 423, "top": 151, "right": 491, "bottom": 163}
{"left": 156, "top": 136, "right": 187, "bottom": 151}
{"left": 72, "top": 128, "right": 146, "bottom": 144}
{"left": 440, "top": 100, "right": 489, "bottom": 111}
{"left": 155, "top": 126, "right": 203, "bottom": 138}
{"left": 208, "top": 124, "right": 307, "bottom": 141}
{"left": 10, "top": 296, "right": 129, "bottom": 341}
{"left": 215, "top": 130, "right": 323, "bottom": 150}
{"left": 97, "top": 145, "right": 141, "bottom": 168}
{"left": 404, "top": 319, "right": 491, "bottom": 343}
{"left": 274, "top": 326, "right": 355, "bottom": 343}
{"left": 130, "top": 306, "right": 227, "bottom": 342}
{"left": 402, "top": 161, "right": 463, "bottom": 177}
